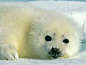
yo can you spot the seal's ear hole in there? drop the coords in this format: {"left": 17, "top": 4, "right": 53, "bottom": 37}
{"left": 45, "top": 35, "right": 52, "bottom": 41}
{"left": 63, "top": 39, "right": 69, "bottom": 44}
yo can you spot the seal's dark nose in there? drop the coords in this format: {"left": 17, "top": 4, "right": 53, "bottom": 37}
{"left": 48, "top": 47, "right": 62, "bottom": 58}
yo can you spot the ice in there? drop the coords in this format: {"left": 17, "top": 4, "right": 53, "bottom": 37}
{"left": 29, "top": 1, "right": 86, "bottom": 12}
{"left": 0, "top": 58, "right": 86, "bottom": 65}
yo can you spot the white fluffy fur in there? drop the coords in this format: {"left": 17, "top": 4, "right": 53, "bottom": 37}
{"left": 0, "top": 2, "right": 81, "bottom": 60}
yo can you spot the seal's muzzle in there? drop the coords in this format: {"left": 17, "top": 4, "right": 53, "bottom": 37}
{"left": 48, "top": 47, "right": 62, "bottom": 58}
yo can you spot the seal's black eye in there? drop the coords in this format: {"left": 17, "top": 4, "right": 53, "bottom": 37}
{"left": 63, "top": 39, "right": 69, "bottom": 44}
{"left": 45, "top": 35, "right": 52, "bottom": 41}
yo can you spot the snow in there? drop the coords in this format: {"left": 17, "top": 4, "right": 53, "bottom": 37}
{"left": 29, "top": 1, "right": 86, "bottom": 12}
{"left": 0, "top": 0, "right": 86, "bottom": 2}
{"left": 0, "top": 1, "right": 86, "bottom": 65}
{"left": 0, "top": 58, "right": 86, "bottom": 65}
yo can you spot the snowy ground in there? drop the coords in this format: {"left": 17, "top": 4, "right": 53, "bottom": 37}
{"left": 0, "top": 1, "right": 86, "bottom": 65}
{"left": 1, "top": 58, "right": 86, "bottom": 65}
